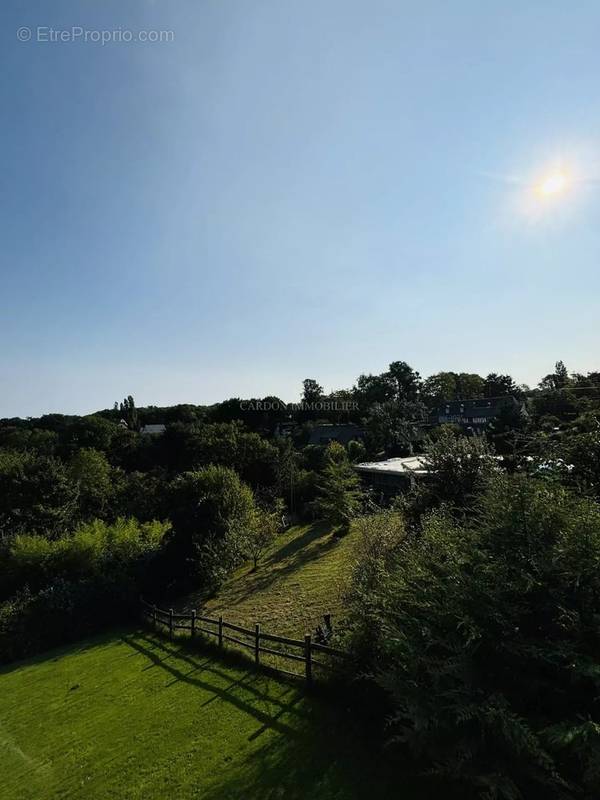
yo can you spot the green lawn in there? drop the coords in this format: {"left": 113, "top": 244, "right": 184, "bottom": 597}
{"left": 181, "top": 522, "right": 359, "bottom": 638}
{"left": 0, "top": 629, "right": 425, "bottom": 800}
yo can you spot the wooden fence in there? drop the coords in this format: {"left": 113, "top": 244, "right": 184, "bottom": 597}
{"left": 140, "top": 598, "right": 348, "bottom": 684}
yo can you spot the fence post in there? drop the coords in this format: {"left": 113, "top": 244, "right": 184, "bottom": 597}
{"left": 152, "top": 604, "right": 157, "bottom": 631}
{"left": 255, "top": 624, "right": 261, "bottom": 666}
{"left": 191, "top": 610, "right": 196, "bottom": 639}
{"left": 218, "top": 616, "right": 223, "bottom": 648}
{"left": 304, "top": 634, "right": 312, "bottom": 685}
{"left": 169, "top": 608, "right": 174, "bottom": 641}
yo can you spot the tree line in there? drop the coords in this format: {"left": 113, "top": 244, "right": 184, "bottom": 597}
{"left": 1, "top": 358, "right": 600, "bottom": 798}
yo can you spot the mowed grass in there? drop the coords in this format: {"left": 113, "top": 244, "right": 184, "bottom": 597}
{"left": 0, "top": 629, "right": 421, "bottom": 800}
{"left": 182, "top": 522, "right": 359, "bottom": 638}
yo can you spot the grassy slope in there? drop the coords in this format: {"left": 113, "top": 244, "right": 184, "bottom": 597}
{"left": 0, "top": 630, "right": 422, "bottom": 800}
{"left": 182, "top": 522, "right": 359, "bottom": 638}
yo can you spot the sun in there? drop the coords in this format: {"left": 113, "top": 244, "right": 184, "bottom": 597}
{"left": 535, "top": 169, "right": 570, "bottom": 198}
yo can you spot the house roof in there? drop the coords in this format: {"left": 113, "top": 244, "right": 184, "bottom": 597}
{"left": 436, "top": 396, "right": 518, "bottom": 415}
{"left": 355, "top": 455, "right": 430, "bottom": 476}
{"left": 355, "top": 453, "right": 503, "bottom": 476}
{"left": 139, "top": 424, "right": 166, "bottom": 435}
{"left": 308, "top": 424, "right": 364, "bottom": 446}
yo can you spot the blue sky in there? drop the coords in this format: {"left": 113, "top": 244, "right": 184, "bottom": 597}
{"left": 2, "top": 1, "right": 599, "bottom": 417}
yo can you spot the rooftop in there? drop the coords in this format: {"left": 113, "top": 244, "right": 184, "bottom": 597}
{"left": 355, "top": 455, "right": 430, "bottom": 476}
{"left": 139, "top": 424, "right": 166, "bottom": 435}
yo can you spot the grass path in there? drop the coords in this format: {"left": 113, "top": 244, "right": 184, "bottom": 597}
{"left": 0, "top": 629, "right": 426, "bottom": 800}
{"left": 181, "top": 522, "right": 359, "bottom": 638}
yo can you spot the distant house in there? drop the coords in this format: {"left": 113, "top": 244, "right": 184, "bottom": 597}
{"left": 432, "top": 396, "right": 520, "bottom": 434}
{"left": 139, "top": 424, "right": 166, "bottom": 436}
{"left": 308, "top": 424, "right": 364, "bottom": 446}
{"left": 274, "top": 422, "right": 298, "bottom": 438}
{"left": 356, "top": 451, "right": 502, "bottom": 500}
{"left": 355, "top": 455, "right": 430, "bottom": 497}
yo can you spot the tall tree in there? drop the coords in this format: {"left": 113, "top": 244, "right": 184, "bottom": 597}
{"left": 388, "top": 361, "right": 421, "bottom": 401}
{"left": 354, "top": 373, "right": 397, "bottom": 406}
{"left": 302, "top": 379, "right": 324, "bottom": 405}
{"left": 316, "top": 453, "right": 363, "bottom": 536}
{"left": 483, "top": 373, "right": 518, "bottom": 397}
{"left": 539, "top": 360, "right": 571, "bottom": 391}
{"left": 119, "top": 395, "right": 139, "bottom": 431}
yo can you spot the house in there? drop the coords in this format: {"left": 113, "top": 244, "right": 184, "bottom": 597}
{"left": 139, "top": 424, "right": 166, "bottom": 436}
{"left": 432, "top": 396, "right": 520, "bottom": 434}
{"left": 274, "top": 422, "right": 298, "bottom": 438}
{"left": 355, "top": 455, "right": 430, "bottom": 497}
{"left": 308, "top": 424, "right": 364, "bottom": 446}
{"left": 355, "top": 452, "right": 502, "bottom": 500}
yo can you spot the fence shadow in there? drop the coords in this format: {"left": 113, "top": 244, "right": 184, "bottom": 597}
{"left": 121, "top": 631, "right": 307, "bottom": 741}
{"left": 121, "top": 632, "right": 432, "bottom": 800}
{"left": 198, "top": 695, "right": 433, "bottom": 800}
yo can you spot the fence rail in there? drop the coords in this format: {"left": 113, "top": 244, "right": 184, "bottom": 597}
{"left": 140, "top": 598, "right": 348, "bottom": 684}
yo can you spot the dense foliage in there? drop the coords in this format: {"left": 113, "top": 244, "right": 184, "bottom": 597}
{"left": 0, "top": 518, "right": 168, "bottom": 662}
{"left": 348, "top": 476, "right": 600, "bottom": 799}
{"left": 156, "top": 465, "right": 257, "bottom": 595}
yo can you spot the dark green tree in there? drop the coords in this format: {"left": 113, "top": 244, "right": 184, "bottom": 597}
{"left": 483, "top": 373, "right": 518, "bottom": 397}
{"left": 68, "top": 448, "right": 114, "bottom": 520}
{"left": 0, "top": 452, "right": 78, "bottom": 539}
{"left": 119, "top": 396, "right": 139, "bottom": 432}
{"left": 302, "top": 379, "right": 324, "bottom": 405}
{"left": 161, "top": 465, "right": 256, "bottom": 593}
{"left": 316, "top": 454, "right": 363, "bottom": 536}
{"left": 388, "top": 360, "right": 421, "bottom": 401}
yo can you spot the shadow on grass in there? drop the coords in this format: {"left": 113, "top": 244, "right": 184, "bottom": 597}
{"left": 201, "top": 716, "right": 468, "bottom": 800}
{"left": 265, "top": 521, "right": 332, "bottom": 565}
{"left": 121, "top": 631, "right": 307, "bottom": 740}
{"left": 181, "top": 523, "right": 340, "bottom": 618}
{"left": 199, "top": 692, "right": 437, "bottom": 800}
{"left": 209, "top": 523, "right": 341, "bottom": 609}
{"left": 122, "top": 631, "right": 455, "bottom": 800}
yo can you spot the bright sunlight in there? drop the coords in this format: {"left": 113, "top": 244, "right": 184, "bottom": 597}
{"left": 535, "top": 169, "right": 570, "bottom": 198}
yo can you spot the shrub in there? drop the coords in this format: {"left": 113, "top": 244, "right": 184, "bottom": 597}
{"left": 0, "top": 578, "right": 138, "bottom": 664}
{"left": 158, "top": 465, "right": 257, "bottom": 594}
{"left": 0, "top": 518, "right": 168, "bottom": 662}
{"left": 345, "top": 510, "right": 406, "bottom": 658}
{"left": 347, "top": 475, "right": 600, "bottom": 798}
{"left": 1, "top": 518, "right": 168, "bottom": 600}
{"left": 425, "top": 430, "right": 497, "bottom": 510}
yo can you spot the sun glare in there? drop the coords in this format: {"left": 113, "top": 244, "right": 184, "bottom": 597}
{"left": 534, "top": 168, "right": 570, "bottom": 199}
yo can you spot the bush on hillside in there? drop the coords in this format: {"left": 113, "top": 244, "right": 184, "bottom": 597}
{"left": 157, "top": 465, "right": 257, "bottom": 595}
{"left": 398, "top": 431, "right": 497, "bottom": 526}
{"left": 0, "top": 518, "right": 169, "bottom": 662}
{"left": 346, "top": 510, "right": 406, "bottom": 658}
{"left": 0, "top": 577, "right": 136, "bottom": 664}
{"left": 1, "top": 517, "right": 168, "bottom": 600}
{"left": 347, "top": 475, "right": 600, "bottom": 799}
